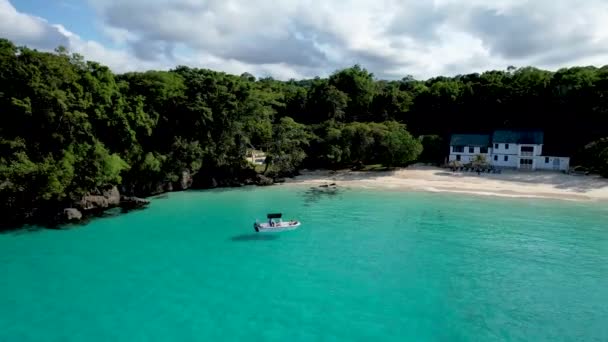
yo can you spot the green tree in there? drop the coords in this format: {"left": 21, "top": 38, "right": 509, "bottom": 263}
{"left": 268, "top": 117, "right": 312, "bottom": 176}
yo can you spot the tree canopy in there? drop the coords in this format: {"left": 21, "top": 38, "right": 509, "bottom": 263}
{"left": 1, "top": 37, "right": 607, "bottom": 226}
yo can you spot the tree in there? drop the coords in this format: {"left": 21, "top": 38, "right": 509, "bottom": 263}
{"left": 3, "top": 36, "right": 608, "bottom": 227}
{"left": 376, "top": 122, "right": 422, "bottom": 167}
{"left": 329, "top": 65, "right": 376, "bottom": 121}
{"left": 268, "top": 117, "right": 311, "bottom": 175}
{"left": 470, "top": 154, "right": 489, "bottom": 168}
{"left": 583, "top": 138, "right": 608, "bottom": 177}
{"left": 418, "top": 135, "right": 444, "bottom": 164}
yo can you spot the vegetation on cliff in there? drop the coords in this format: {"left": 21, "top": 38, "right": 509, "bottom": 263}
{"left": 1, "top": 38, "right": 607, "bottom": 226}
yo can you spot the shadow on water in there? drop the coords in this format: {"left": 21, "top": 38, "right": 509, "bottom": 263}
{"left": 230, "top": 233, "right": 280, "bottom": 242}
{"left": 0, "top": 225, "right": 46, "bottom": 235}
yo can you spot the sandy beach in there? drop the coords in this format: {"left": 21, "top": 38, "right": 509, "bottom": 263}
{"left": 286, "top": 166, "right": 608, "bottom": 201}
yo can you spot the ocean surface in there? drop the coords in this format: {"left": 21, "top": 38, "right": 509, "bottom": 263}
{"left": 1, "top": 186, "right": 607, "bottom": 341}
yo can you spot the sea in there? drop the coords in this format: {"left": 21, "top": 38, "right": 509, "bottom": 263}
{"left": 1, "top": 186, "right": 607, "bottom": 341}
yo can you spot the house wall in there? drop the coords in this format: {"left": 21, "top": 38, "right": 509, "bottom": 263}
{"left": 516, "top": 144, "right": 543, "bottom": 156}
{"left": 535, "top": 156, "right": 570, "bottom": 171}
{"left": 492, "top": 142, "right": 518, "bottom": 155}
{"left": 449, "top": 145, "right": 492, "bottom": 164}
{"left": 491, "top": 143, "right": 543, "bottom": 169}
{"left": 489, "top": 154, "right": 519, "bottom": 168}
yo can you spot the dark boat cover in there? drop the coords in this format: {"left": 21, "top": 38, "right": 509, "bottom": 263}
{"left": 267, "top": 213, "right": 282, "bottom": 219}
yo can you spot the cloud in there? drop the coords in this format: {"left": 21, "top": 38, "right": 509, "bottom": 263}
{"left": 0, "top": 0, "right": 69, "bottom": 49}
{"left": 466, "top": 0, "right": 608, "bottom": 66}
{"left": 0, "top": 0, "right": 309, "bottom": 78}
{"left": 3, "top": 0, "right": 608, "bottom": 80}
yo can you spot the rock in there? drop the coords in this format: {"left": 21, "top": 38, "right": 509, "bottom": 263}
{"left": 274, "top": 178, "right": 286, "bottom": 184}
{"left": 178, "top": 170, "right": 193, "bottom": 190}
{"left": 210, "top": 178, "right": 218, "bottom": 188}
{"left": 102, "top": 186, "right": 120, "bottom": 206}
{"left": 120, "top": 196, "right": 150, "bottom": 210}
{"left": 255, "top": 174, "right": 274, "bottom": 186}
{"left": 164, "top": 182, "right": 174, "bottom": 192}
{"left": 63, "top": 208, "right": 82, "bottom": 221}
{"left": 80, "top": 186, "right": 120, "bottom": 211}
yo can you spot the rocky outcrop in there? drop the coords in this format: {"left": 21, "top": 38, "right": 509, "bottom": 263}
{"left": 177, "top": 170, "right": 193, "bottom": 190}
{"left": 120, "top": 196, "right": 150, "bottom": 210}
{"left": 63, "top": 208, "right": 82, "bottom": 221}
{"left": 79, "top": 186, "right": 120, "bottom": 211}
{"left": 255, "top": 174, "right": 274, "bottom": 186}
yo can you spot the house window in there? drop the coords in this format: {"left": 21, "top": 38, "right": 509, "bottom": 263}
{"left": 520, "top": 159, "right": 533, "bottom": 165}
{"left": 480, "top": 147, "right": 488, "bottom": 154}
{"left": 453, "top": 146, "right": 464, "bottom": 153}
{"left": 494, "top": 155, "right": 498, "bottom": 161}
{"left": 505, "top": 144, "right": 510, "bottom": 149}
{"left": 504, "top": 156, "right": 508, "bottom": 162}
{"left": 456, "top": 155, "right": 461, "bottom": 161}
{"left": 545, "top": 157, "right": 550, "bottom": 163}
{"left": 494, "top": 143, "right": 499, "bottom": 149}
{"left": 469, "top": 147, "right": 474, "bottom": 153}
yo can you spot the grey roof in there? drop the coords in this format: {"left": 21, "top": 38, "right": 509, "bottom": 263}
{"left": 492, "top": 130, "right": 544, "bottom": 144}
{"left": 450, "top": 134, "right": 491, "bottom": 147}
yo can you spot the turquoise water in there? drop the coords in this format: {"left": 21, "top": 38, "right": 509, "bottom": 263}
{"left": 1, "top": 187, "right": 607, "bottom": 341}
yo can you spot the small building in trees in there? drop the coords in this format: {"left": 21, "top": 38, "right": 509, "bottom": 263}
{"left": 448, "top": 130, "right": 570, "bottom": 171}
{"left": 245, "top": 149, "right": 266, "bottom": 165}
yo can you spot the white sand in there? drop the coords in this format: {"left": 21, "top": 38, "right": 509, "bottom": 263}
{"left": 285, "top": 166, "right": 608, "bottom": 201}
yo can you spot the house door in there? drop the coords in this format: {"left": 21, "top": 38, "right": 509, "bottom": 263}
{"left": 519, "top": 158, "right": 533, "bottom": 170}
{"left": 553, "top": 158, "right": 560, "bottom": 170}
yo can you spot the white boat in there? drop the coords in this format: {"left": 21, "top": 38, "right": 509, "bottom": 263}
{"left": 254, "top": 213, "right": 301, "bottom": 232}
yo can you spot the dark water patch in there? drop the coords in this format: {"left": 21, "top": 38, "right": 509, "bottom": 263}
{"left": 301, "top": 186, "right": 344, "bottom": 206}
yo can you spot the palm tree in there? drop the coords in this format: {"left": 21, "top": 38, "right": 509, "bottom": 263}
{"left": 471, "top": 154, "right": 489, "bottom": 169}
{"left": 448, "top": 160, "right": 463, "bottom": 170}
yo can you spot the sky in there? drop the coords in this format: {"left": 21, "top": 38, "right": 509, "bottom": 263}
{"left": 2, "top": 0, "right": 608, "bottom": 80}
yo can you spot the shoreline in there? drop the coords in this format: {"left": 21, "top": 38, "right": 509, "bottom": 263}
{"left": 283, "top": 166, "right": 608, "bottom": 202}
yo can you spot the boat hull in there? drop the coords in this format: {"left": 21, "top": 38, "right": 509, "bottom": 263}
{"left": 254, "top": 222, "right": 301, "bottom": 233}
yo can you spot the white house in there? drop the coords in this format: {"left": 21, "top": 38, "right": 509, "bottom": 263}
{"left": 448, "top": 134, "right": 492, "bottom": 164}
{"left": 448, "top": 130, "right": 570, "bottom": 171}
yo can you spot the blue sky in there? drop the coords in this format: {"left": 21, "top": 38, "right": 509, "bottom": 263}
{"left": 2, "top": 0, "right": 608, "bottom": 80}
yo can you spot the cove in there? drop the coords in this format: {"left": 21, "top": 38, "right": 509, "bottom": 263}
{"left": 1, "top": 186, "right": 607, "bottom": 341}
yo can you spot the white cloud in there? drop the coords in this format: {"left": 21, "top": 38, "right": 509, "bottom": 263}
{"left": 0, "top": 0, "right": 69, "bottom": 49}
{"left": 3, "top": 0, "right": 608, "bottom": 80}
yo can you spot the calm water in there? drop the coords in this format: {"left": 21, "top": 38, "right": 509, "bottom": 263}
{"left": 1, "top": 186, "right": 607, "bottom": 341}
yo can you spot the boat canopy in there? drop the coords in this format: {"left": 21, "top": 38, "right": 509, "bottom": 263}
{"left": 267, "top": 213, "right": 282, "bottom": 219}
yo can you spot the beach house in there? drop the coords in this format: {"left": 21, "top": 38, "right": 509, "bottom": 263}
{"left": 448, "top": 130, "right": 570, "bottom": 171}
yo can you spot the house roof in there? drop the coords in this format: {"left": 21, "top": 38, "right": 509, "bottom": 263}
{"left": 492, "top": 130, "right": 544, "bottom": 144}
{"left": 450, "top": 134, "right": 491, "bottom": 147}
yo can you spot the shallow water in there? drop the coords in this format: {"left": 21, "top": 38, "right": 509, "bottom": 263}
{"left": 1, "top": 186, "right": 607, "bottom": 341}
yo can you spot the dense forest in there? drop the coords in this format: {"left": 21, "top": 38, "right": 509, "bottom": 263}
{"left": 1, "top": 38, "right": 607, "bottom": 227}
